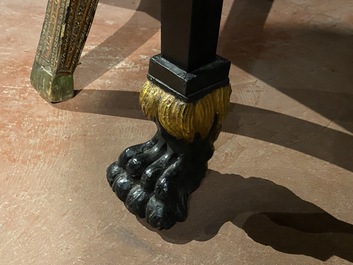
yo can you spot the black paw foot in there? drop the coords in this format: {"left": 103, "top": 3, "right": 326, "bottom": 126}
{"left": 107, "top": 129, "right": 214, "bottom": 229}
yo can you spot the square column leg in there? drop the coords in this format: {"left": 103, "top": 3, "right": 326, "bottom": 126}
{"left": 107, "top": 0, "right": 232, "bottom": 229}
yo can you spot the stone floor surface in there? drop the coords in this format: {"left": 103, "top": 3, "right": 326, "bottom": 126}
{"left": 1, "top": 0, "right": 353, "bottom": 264}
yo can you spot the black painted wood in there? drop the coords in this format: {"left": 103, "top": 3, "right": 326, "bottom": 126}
{"left": 148, "top": 54, "right": 230, "bottom": 101}
{"left": 107, "top": 0, "right": 232, "bottom": 229}
{"left": 161, "top": 0, "right": 224, "bottom": 72}
{"left": 148, "top": 0, "right": 229, "bottom": 99}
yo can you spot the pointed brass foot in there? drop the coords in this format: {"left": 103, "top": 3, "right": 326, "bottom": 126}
{"left": 107, "top": 81, "right": 231, "bottom": 229}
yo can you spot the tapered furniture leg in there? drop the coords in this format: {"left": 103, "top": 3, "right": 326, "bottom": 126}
{"left": 107, "top": 0, "right": 231, "bottom": 229}
{"left": 31, "top": 0, "right": 99, "bottom": 102}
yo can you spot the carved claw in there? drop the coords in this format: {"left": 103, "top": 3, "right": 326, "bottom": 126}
{"left": 107, "top": 81, "right": 231, "bottom": 229}
{"left": 107, "top": 126, "right": 214, "bottom": 229}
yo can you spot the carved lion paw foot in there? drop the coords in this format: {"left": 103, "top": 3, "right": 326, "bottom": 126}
{"left": 107, "top": 129, "right": 213, "bottom": 229}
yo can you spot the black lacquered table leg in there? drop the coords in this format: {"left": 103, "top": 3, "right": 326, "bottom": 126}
{"left": 107, "top": 0, "right": 231, "bottom": 229}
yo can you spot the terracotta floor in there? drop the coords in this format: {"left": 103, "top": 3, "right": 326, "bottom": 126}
{"left": 1, "top": 0, "right": 353, "bottom": 264}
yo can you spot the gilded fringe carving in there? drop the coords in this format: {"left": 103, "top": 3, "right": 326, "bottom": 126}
{"left": 140, "top": 80, "right": 232, "bottom": 142}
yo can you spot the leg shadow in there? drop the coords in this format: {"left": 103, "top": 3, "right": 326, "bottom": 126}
{"left": 74, "top": 0, "right": 160, "bottom": 90}
{"left": 148, "top": 170, "right": 353, "bottom": 262}
{"left": 57, "top": 90, "right": 145, "bottom": 120}
{"left": 219, "top": 0, "right": 353, "bottom": 134}
{"left": 223, "top": 103, "right": 353, "bottom": 173}
{"left": 56, "top": 90, "right": 353, "bottom": 173}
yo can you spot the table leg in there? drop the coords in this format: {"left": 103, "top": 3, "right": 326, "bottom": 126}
{"left": 107, "top": 0, "right": 231, "bottom": 229}
{"left": 30, "top": 0, "right": 99, "bottom": 102}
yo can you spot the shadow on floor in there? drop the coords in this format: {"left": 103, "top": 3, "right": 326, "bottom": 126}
{"left": 75, "top": 0, "right": 160, "bottom": 90}
{"left": 57, "top": 90, "right": 353, "bottom": 173}
{"left": 145, "top": 170, "right": 353, "bottom": 262}
{"left": 218, "top": 0, "right": 353, "bottom": 135}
